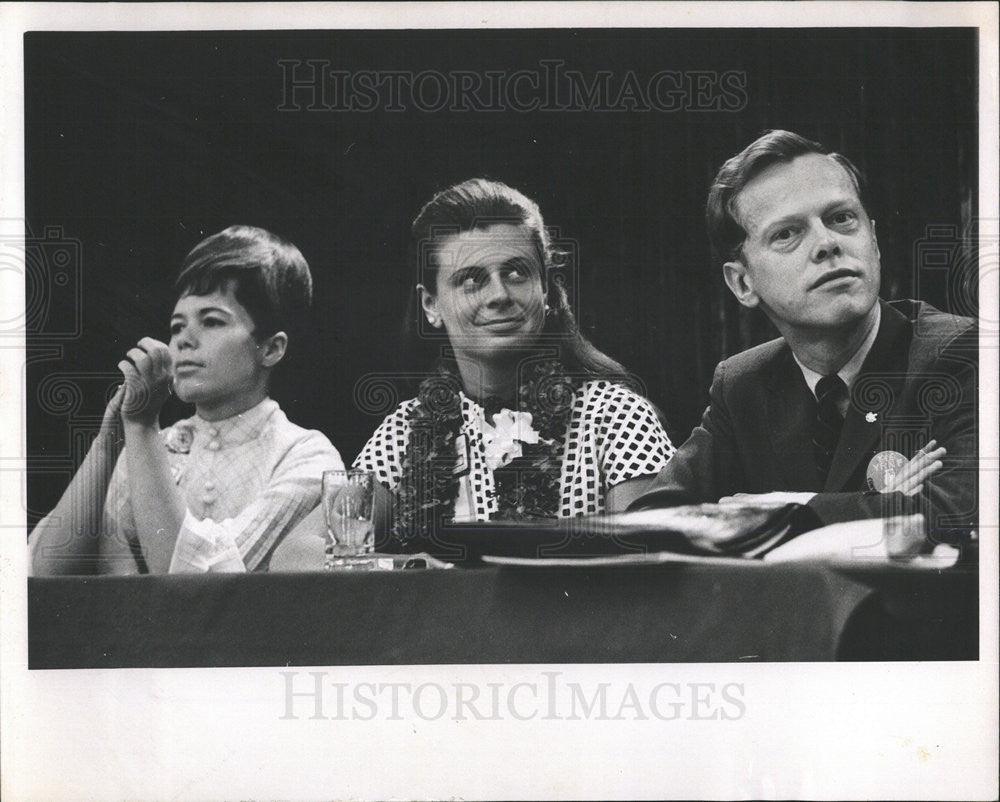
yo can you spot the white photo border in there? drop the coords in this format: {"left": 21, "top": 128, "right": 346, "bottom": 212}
{"left": 1, "top": 3, "right": 997, "bottom": 800}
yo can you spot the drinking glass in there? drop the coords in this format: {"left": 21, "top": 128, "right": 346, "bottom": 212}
{"left": 322, "top": 469, "right": 376, "bottom": 569}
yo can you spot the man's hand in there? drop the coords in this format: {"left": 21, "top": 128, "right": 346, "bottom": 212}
{"left": 886, "top": 440, "right": 946, "bottom": 497}
{"left": 118, "top": 337, "right": 173, "bottom": 428}
{"left": 717, "top": 441, "right": 946, "bottom": 506}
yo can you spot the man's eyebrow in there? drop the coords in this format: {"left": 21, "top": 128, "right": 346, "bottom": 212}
{"left": 820, "top": 196, "right": 862, "bottom": 213}
{"left": 758, "top": 196, "right": 861, "bottom": 233}
{"left": 757, "top": 213, "right": 803, "bottom": 234}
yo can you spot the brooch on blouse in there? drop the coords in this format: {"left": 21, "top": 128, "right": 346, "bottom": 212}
{"left": 161, "top": 423, "right": 194, "bottom": 454}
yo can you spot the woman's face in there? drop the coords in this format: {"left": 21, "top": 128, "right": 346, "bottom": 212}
{"left": 168, "top": 280, "right": 271, "bottom": 414}
{"left": 419, "top": 224, "right": 547, "bottom": 363}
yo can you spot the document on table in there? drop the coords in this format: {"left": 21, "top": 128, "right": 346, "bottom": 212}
{"left": 482, "top": 515, "right": 959, "bottom": 570}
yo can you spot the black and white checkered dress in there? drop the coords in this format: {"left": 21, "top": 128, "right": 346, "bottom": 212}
{"left": 355, "top": 380, "right": 675, "bottom": 520}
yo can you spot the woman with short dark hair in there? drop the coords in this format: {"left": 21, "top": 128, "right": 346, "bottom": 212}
{"left": 29, "top": 226, "right": 344, "bottom": 575}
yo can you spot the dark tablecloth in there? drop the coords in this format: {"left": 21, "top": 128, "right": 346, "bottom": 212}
{"left": 28, "top": 562, "right": 977, "bottom": 668}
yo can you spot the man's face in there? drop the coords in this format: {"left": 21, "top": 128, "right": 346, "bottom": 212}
{"left": 724, "top": 153, "right": 881, "bottom": 338}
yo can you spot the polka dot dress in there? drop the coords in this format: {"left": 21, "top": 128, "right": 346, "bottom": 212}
{"left": 355, "top": 380, "right": 675, "bottom": 519}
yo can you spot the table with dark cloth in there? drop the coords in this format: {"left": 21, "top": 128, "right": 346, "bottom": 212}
{"left": 28, "top": 561, "right": 977, "bottom": 668}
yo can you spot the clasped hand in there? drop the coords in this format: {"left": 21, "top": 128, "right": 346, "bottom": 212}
{"left": 116, "top": 337, "right": 174, "bottom": 427}
{"left": 718, "top": 440, "right": 947, "bottom": 505}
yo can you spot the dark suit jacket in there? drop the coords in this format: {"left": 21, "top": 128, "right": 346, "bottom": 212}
{"left": 632, "top": 300, "right": 978, "bottom": 541}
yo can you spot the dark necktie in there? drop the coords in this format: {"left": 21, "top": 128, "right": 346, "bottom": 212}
{"left": 813, "top": 374, "right": 847, "bottom": 488}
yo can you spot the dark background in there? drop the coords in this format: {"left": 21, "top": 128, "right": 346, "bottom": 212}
{"left": 25, "top": 29, "right": 978, "bottom": 522}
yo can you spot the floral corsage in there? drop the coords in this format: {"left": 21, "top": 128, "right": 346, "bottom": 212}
{"left": 482, "top": 409, "right": 542, "bottom": 470}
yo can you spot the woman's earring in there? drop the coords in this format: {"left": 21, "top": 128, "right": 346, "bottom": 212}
{"left": 427, "top": 316, "right": 439, "bottom": 327}
{"left": 544, "top": 303, "right": 553, "bottom": 316}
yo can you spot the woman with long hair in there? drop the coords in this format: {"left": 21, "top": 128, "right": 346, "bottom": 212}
{"left": 276, "top": 178, "right": 674, "bottom": 566}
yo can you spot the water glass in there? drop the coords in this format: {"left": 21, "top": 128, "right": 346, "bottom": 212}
{"left": 322, "top": 469, "right": 376, "bottom": 569}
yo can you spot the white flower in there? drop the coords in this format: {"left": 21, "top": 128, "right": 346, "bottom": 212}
{"left": 482, "top": 409, "right": 540, "bottom": 470}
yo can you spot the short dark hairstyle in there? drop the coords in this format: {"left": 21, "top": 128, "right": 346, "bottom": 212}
{"left": 705, "top": 130, "right": 869, "bottom": 267}
{"left": 175, "top": 225, "right": 312, "bottom": 341}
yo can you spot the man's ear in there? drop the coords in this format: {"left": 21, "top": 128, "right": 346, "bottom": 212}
{"left": 722, "top": 258, "right": 760, "bottom": 309}
{"left": 417, "top": 283, "right": 443, "bottom": 328}
{"left": 870, "top": 218, "right": 881, "bottom": 261}
{"left": 258, "top": 331, "right": 288, "bottom": 368}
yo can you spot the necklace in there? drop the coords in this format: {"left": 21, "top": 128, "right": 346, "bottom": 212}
{"left": 393, "top": 358, "right": 578, "bottom": 538}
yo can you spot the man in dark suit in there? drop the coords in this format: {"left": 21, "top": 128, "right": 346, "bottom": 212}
{"left": 632, "top": 130, "right": 977, "bottom": 543}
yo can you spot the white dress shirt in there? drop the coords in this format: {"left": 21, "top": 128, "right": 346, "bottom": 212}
{"left": 793, "top": 304, "right": 881, "bottom": 415}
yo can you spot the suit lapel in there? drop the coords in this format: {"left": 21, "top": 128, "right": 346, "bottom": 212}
{"left": 825, "top": 301, "right": 913, "bottom": 491}
{"left": 766, "top": 346, "right": 820, "bottom": 491}
{"left": 824, "top": 404, "right": 881, "bottom": 492}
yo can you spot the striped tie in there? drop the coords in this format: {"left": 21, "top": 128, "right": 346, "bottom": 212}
{"left": 813, "top": 374, "right": 847, "bottom": 488}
